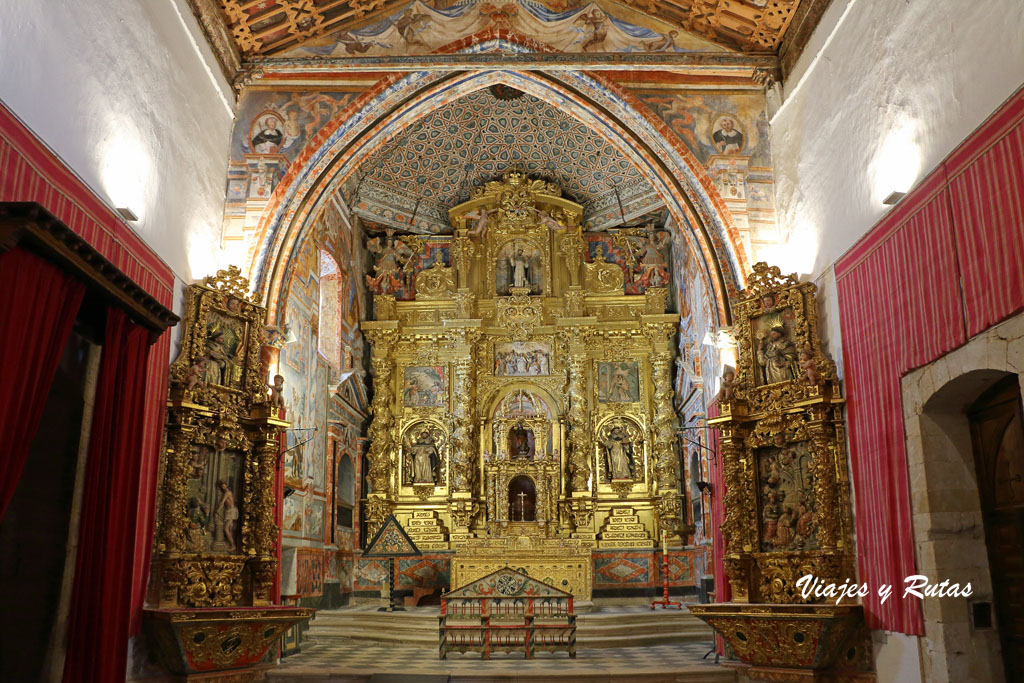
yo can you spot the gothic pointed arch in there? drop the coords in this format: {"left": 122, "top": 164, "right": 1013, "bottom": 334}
{"left": 246, "top": 59, "right": 747, "bottom": 330}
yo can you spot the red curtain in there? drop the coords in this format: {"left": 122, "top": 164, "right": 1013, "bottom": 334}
{"left": 706, "top": 400, "right": 728, "bottom": 654}
{"left": 0, "top": 248, "right": 85, "bottom": 521}
{"left": 63, "top": 308, "right": 152, "bottom": 683}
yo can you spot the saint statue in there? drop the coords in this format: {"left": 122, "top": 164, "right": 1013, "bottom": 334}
{"left": 757, "top": 324, "right": 798, "bottom": 384}
{"left": 603, "top": 425, "right": 634, "bottom": 480}
{"left": 626, "top": 225, "right": 671, "bottom": 288}
{"left": 204, "top": 329, "right": 237, "bottom": 386}
{"left": 212, "top": 480, "right": 238, "bottom": 551}
{"left": 366, "top": 232, "right": 413, "bottom": 295}
{"left": 409, "top": 429, "right": 439, "bottom": 484}
{"left": 508, "top": 246, "right": 530, "bottom": 289}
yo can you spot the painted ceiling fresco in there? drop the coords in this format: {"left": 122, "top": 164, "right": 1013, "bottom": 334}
{"left": 282, "top": 1, "right": 723, "bottom": 58}
{"left": 207, "top": 0, "right": 812, "bottom": 58}
{"left": 344, "top": 87, "right": 664, "bottom": 234}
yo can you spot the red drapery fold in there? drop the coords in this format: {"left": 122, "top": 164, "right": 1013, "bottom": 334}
{"left": 833, "top": 88, "right": 1023, "bottom": 634}
{"left": 707, "top": 400, "right": 729, "bottom": 654}
{"left": 0, "top": 248, "right": 85, "bottom": 521}
{"left": 130, "top": 333, "right": 170, "bottom": 636}
{"left": 63, "top": 308, "right": 152, "bottom": 683}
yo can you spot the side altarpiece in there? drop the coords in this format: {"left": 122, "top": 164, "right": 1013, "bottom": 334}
{"left": 690, "top": 263, "right": 871, "bottom": 680}
{"left": 144, "top": 268, "right": 312, "bottom": 680}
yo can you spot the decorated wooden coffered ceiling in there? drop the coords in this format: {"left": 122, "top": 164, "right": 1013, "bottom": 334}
{"left": 190, "top": 0, "right": 831, "bottom": 79}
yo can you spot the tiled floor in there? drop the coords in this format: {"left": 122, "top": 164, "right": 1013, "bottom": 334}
{"left": 268, "top": 640, "right": 734, "bottom": 682}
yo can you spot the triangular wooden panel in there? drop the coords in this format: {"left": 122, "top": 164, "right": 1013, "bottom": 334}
{"left": 362, "top": 514, "right": 421, "bottom": 557}
{"left": 445, "top": 567, "right": 571, "bottom": 599}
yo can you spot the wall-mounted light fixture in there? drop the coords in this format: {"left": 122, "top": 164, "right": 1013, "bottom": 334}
{"left": 284, "top": 324, "right": 298, "bottom": 344}
{"left": 115, "top": 207, "right": 138, "bottom": 221}
{"left": 882, "top": 191, "right": 907, "bottom": 206}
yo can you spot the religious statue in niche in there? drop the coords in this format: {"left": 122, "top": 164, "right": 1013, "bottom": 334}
{"left": 496, "top": 241, "right": 542, "bottom": 294}
{"left": 758, "top": 439, "right": 817, "bottom": 552}
{"left": 752, "top": 302, "right": 798, "bottom": 385}
{"left": 494, "top": 341, "right": 550, "bottom": 376}
{"left": 203, "top": 317, "right": 244, "bottom": 388}
{"left": 404, "top": 426, "right": 443, "bottom": 485}
{"left": 365, "top": 231, "right": 414, "bottom": 295}
{"left": 402, "top": 366, "right": 447, "bottom": 407}
{"left": 508, "top": 423, "right": 535, "bottom": 459}
{"left": 623, "top": 225, "right": 671, "bottom": 289}
{"left": 597, "top": 361, "right": 640, "bottom": 403}
{"left": 601, "top": 422, "right": 638, "bottom": 481}
{"left": 711, "top": 115, "right": 744, "bottom": 154}
{"left": 183, "top": 443, "right": 242, "bottom": 554}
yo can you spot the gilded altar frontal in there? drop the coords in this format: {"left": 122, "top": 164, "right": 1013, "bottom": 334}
{"left": 361, "top": 173, "right": 685, "bottom": 597}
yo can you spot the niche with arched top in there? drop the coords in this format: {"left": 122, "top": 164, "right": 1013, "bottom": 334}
{"left": 508, "top": 475, "right": 537, "bottom": 522}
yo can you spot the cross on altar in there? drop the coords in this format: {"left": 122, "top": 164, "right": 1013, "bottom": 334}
{"left": 516, "top": 491, "right": 528, "bottom": 521}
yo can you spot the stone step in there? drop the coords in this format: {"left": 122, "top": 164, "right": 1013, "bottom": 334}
{"left": 306, "top": 608, "right": 714, "bottom": 649}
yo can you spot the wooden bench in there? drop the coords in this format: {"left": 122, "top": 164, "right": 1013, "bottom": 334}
{"left": 439, "top": 568, "right": 575, "bottom": 659}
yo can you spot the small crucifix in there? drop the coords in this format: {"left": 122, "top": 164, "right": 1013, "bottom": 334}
{"left": 516, "top": 491, "right": 528, "bottom": 521}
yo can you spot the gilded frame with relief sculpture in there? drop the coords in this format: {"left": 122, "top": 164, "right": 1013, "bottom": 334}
{"left": 146, "top": 267, "right": 312, "bottom": 679}
{"left": 695, "top": 262, "right": 864, "bottom": 678}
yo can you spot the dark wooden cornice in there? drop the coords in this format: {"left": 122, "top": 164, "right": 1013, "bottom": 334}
{"left": 0, "top": 202, "right": 179, "bottom": 334}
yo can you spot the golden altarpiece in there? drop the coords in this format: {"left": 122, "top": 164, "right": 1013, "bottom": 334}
{"left": 361, "top": 173, "right": 686, "bottom": 599}
{"left": 689, "top": 264, "right": 871, "bottom": 681}
{"left": 144, "top": 268, "right": 312, "bottom": 681}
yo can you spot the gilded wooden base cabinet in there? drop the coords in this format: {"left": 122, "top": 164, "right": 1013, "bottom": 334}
{"left": 360, "top": 173, "right": 691, "bottom": 600}
{"left": 144, "top": 268, "right": 312, "bottom": 680}
{"left": 689, "top": 263, "right": 872, "bottom": 682}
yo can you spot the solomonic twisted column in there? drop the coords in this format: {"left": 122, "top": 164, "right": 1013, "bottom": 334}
{"left": 565, "top": 354, "right": 592, "bottom": 493}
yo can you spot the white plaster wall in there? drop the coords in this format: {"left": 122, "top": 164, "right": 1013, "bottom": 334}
{"left": 0, "top": 0, "right": 235, "bottom": 284}
{"left": 771, "top": 0, "right": 1024, "bottom": 278}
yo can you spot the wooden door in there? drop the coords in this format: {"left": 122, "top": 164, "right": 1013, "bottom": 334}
{"left": 969, "top": 375, "right": 1024, "bottom": 681}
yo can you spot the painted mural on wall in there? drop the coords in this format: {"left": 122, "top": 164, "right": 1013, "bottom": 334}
{"left": 224, "top": 91, "right": 357, "bottom": 220}
{"left": 638, "top": 92, "right": 771, "bottom": 167}
{"left": 283, "top": 1, "right": 724, "bottom": 59}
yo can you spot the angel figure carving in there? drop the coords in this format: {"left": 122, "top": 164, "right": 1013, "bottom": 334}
{"left": 365, "top": 231, "right": 414, "bottom": 295}
{"left": 463, "top": 207, "right": 493, "bottom": 238}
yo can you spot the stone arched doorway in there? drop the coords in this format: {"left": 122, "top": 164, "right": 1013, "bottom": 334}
{"left": 901, "top": 314, "right": 1024, "bottom": 682}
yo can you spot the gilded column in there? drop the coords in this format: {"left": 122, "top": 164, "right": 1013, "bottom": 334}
{"left": 556, "top": 321, "right": 595, "bottom": 539}
{"left": 363, "top": 325, "right": 398, "bottom": 536}
{"left": 645, "top": 320, "right": 683, "bottom": 543}
{"left": 449, "top": 335, "right": 481, "bottom": 541}
{"left": 563, "top": 336, "right": 592, "bottom": 493}
{"left": 718, "top": 425, "right": 754, "bottom": 602}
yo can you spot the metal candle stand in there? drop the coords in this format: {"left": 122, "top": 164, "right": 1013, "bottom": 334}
{"left": 650, "top": 542, "right": 682, "bottom": 610}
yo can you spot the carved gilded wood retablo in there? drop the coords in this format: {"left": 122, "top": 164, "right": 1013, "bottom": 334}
{"left": 691, "top": 262, "right": 871, "bottom": 679}
{"left": 360, "top": 173, "right": 687, "bottom": 598}
{"left": 144, "top": 267, "right": 312, "bottom": 679}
